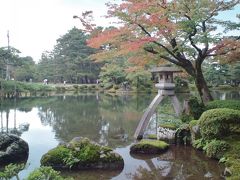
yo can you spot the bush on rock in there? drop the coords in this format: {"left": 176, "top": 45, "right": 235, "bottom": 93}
{"left": 41, "top": 137, "right": 124, "bottom": 170}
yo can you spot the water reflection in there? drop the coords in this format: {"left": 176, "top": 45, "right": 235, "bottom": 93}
{"left": 211, "top": 90, "right": 240, "bottom": 100}
{"left": 125, "top": 145, "right": 224, "bottom": 180}
{"left": 0, "top": 91, "right": 238, "bottom": 179}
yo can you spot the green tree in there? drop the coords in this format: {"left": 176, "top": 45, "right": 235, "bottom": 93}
{"left": 230, "top": 62, "right": 240, "bottom": 86}
{"left": 203, "top": 62, "right": 230, "bottom": 86}
{"left": 36, "top": 27, "right": 100, "bottom": 84}
{"left": 14, "top": 56, "right": 36, "bottom": 81}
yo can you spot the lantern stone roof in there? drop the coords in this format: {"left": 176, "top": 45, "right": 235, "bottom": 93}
{"left": 150, "top": 66, "right": 182, "bottom": 73}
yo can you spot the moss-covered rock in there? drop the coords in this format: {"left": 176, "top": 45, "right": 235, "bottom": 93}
{"left": 130, "top": 139, "right": 169, "bottom": 154}
{"left": 199, "top": 108, "right": 240, "bottom": 140}
{"left": 41, "top": 137, "right": 124, "bottom": 170}
{"left": 147, "top": 134, "right": 157, "bottom": 140}
{"left": 0, "top": 133, "right": 29, "bottom": 166}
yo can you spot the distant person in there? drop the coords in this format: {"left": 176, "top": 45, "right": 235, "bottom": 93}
{"left": 43, "top": 79, "right": 48, "bottom": 85}
{"left": 63, "top": 81, "right": 66, "bottom": 85}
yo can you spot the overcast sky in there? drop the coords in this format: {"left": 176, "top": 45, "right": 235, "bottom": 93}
{"left": 0, "top": 0, "right": 239, "bottom": 62}
{"left": 0, "top": 0, "right": 116, "bottom": 62}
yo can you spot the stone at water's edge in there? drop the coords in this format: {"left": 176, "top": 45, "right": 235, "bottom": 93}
{"left": 130, "top": 139, "right": 169, "bottom": 154}
{"left": 0, "top": 133, "right": 29, "bottom": 165}
{"left": 157, "top": 126, "right": 176, "bottom": 143}
{"left": 41, "top": 137, "right": 124, "bottom": 171}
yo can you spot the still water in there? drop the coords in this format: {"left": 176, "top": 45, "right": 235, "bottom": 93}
{"left": 0, "top": 91, "right": 239, "bottom": 179}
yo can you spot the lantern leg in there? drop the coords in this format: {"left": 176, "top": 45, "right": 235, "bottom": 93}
{"left": 134, "top": 94, "right": 164, "bottom": 139}
{"left": 171, "top": 95, "right": 182, "bottom": 116}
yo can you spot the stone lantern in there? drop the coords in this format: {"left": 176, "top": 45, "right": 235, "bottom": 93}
{"left": 151, "top": 66, "right": 181, "bottom": 95}
{"left": 134, "top": 66, "right": 182, "bottom": 139}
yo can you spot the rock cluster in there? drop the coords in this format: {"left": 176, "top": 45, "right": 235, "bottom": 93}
{"left": 0, "top": 133, "right": 29, "bottom": 165}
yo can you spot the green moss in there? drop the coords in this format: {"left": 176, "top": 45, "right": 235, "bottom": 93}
{"left": 159, "top": 123, "right": 177, "bottom": 130}
{"left": 206, "top": 100, "right": 240, "bottom": 111}
{"left": 138, "top": 140, "right": 169, "bottom": 149}
{"left": 41, "top": 145, "right": 71, "bottom": 166}
{"left": 189, "top": 120, "right": 198, "bottom": 128}
{"left": 130, "top": 139, "right": 169, "bottom": 154}
{"left": 199, "top": 108, "right": 240, "bottom": 140}
{"left": 147, "top": 134, "right": 157, "bottom": 139}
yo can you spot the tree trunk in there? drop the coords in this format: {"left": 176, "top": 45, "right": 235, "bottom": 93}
{"left": 194, "top": 68, "right": 213, "bottom": 104}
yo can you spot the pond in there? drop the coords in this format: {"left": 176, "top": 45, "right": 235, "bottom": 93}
{"left": 0, "top": 90, "right": 239, "bottom": 179}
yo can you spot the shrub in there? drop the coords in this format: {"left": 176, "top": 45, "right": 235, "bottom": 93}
{"left": 214, "top": 85, "right": 233, "bottom": 90}
{"left": 27, "top": 166, "right": 73, "bottom": 180}
{"left": 180, "top": 113, "right": 193, "bottom": 123}
{"left": 189, "top": 120, "right": 199, "bottom": 128}
{"left": 206, "top": 100, "right": 240, "bottom": 111}
{"left": 0, "top": 163, "right": 25, "bottom": 180}
{"left": 204, "top": 140, "right": 229, "bottom": 159}
{"left": 199, "top": 108, "right": 240, "bottom": 140}
{"left": 73, "top": 85, "right": 79, "bottom": 90}
{"left": 89, "top": 85, "right": 96, "bottom": 89}
{"left": 188, "top": 96, "right": 205, "bottom": 119}
{"left": 104, "top": 83, "right": 113, "bottom": 90}
{"left": 56, "top": 86, "right": 66, "bottom": 92}
{"left": 113, "top": 85, "right": 119, "bottom": 90}
{"left": 193, "top": 138, "right": 207, "bottom": 150}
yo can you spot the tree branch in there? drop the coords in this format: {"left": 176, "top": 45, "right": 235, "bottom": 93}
{"left": 200, "top": 21, "right": 209, "bottom": 63}
{"left": 137, "top": 23, "right": 181, "bottom": 61}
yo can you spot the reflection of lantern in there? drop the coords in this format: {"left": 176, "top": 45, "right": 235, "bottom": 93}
{"left": 134, "top": 66, "right": 182, "bottom": 140}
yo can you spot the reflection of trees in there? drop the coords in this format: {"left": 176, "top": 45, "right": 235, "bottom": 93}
{"left": 0, "top": 99, "right": 30, "bottom": 136}
{"left": 31, "top": 94, "right": 153, "bottom": 147}
{"left": 37, "top": 95, "right": 102, "bottom": 142}
{"left": 128, "top": 146, "right": 223, "bottom": 179}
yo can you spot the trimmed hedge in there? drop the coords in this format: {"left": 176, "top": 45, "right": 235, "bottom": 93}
{"left": 199, "top": 108, "right": 240, "bottom": 140}
{"left": 206, "top": 100, "right": 240, "bottom": 111}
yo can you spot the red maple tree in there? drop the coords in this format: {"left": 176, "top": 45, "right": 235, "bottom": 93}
{"left": 79, "top": 0, "right": 240, "bottom": 103}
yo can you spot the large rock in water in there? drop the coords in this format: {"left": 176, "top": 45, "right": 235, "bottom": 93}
{"left": 130, "top": 139, "right": 169, "bottom": 154}
{"left": 41, "top": 137, "right": 124, "bottom": 170}
{"left": 0, "top": 133, "right": 29, "bottom": 165}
